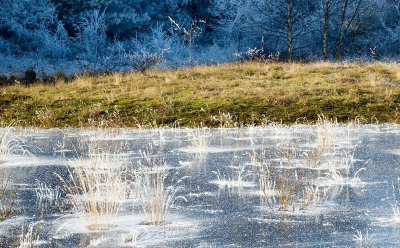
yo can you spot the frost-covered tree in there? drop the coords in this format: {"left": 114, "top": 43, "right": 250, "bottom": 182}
{"left": 74, "top": 9, "right": 108, "bottom": 72}
{"left": 51, "top": 0, "right": 198, "bottom": 37}
{"left": 0, "top": 0, "right": 71, "bottom": 75}
{"left": 0, "top": 0, "right": 67, "bottom": 56}
{"left": 334, "top": 0, "right": 366, "bottom": 60}
{"left": 52, "top": 0, "right": 153, "bottom": 37}
{"left": 305, "top": 0, "right": 377, "bottom": 60}
{"left": 366, "top": 0, "right": 400, "bottom": 59}
{"left": 210, "top": 0, "right": 252, "bottom": 51}
{"left": 321, "top": 0, "right": 335, "bottom": 60}
{"left": 243, "top": 0, "right": 317, "bottom": 61}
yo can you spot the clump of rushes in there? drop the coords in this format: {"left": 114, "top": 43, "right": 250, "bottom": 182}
{"left": 135, "top": 147, "right": 186, "bottom": 225}
{"left": 275, "top": 169, "right": 302, "bottom": 212}
{"left": 0, "top": 171, "right": 16, "bottom": 221}
{"left": 18, "top": 210, "right": 43, "bottom": 248}
{"left": 188, "top": 127, "right": 212, "bottom": 152}
{"left": 391, "top": 180, "right": 400, "bottom": 222}
{"left": 0, "top": 124, "right": 32, "bottom": 163}
{"left": 57, "top": 140, "right": 132, "bottom": 230}
{"left": 316, "top": 114, "right": 336, "bottom": 150}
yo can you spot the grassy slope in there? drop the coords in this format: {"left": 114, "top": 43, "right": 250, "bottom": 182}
{"left": 1, "top": 62, "right": 400, "bottom": 128}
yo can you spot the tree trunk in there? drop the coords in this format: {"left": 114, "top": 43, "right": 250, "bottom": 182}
{"left": 335, "top": 0, "right": 364, "bottom": 61}
{"left": 286, "top": 0, "right": 293, "bottom": 62}
{"left": 323, "top": 0, "right": 330, "bottom": 61}
{"left": 335, "top": 0, "right": 349, "bottom": 61}
{"left": 189, "top": 21, "right": 195, "bottom": 67}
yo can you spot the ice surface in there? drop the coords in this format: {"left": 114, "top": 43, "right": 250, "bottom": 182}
{"left": 1, "top": 124, "right": 400, "bottom": 247}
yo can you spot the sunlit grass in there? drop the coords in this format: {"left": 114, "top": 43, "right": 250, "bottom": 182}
{"left": 1, "top": 62, "right": 400, "bottom": 127}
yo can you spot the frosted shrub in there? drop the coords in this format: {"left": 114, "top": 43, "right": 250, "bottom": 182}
{"left": 125, "top": 25, "right": 175, "bottom": 71}
{"left": 38, "top": 22, "right": 70, "bottom": 60}
{"left": 125, "top": 50, "right": 166, "bottom": 73}
{"left": 196, "top": 44, "right": 237, "bottom": 65}
{"left": 75, "top": 9, "right": 108, "bottom": 73}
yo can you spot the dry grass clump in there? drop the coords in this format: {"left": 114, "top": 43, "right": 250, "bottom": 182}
{"left": 316, "top": 114, "right": 336, "bottom": 151}
{"left": 275, "top": 169, "right": 302, "bottom": 212}
{"left": 390, "top": 180, "right": 400, "bottom": 222}
{"left": 18, "top": 210, "right": 43, "bottom": 248}
{"left": 257, "top": 157, "right": 330, "bottom": 212}
{"left": 56, "top": 129, "right": 187, "bottom": 230}
{"left": 251, "top": 149, "right": 276, "bottom": 206}
{"left": 253, "top": 117, "right": 362, "bottom": 212}
{"left": 188, "top": 127, "right": 212, "bottom": 152}
{"left": 135, "top": 162, "right": 167, "bottom": 225}
{"left": 0, "top": 124, "right": 32, "bottom": 163}
{"left": 0, "top": 171, "right": 16, "bottom": 221}
{"left": 259, "top": 160, "right": 317, "bottom": 212}
{"left": 57, "top": 139, "right": 132, "bottom": 230}
{"left": 135, "top": 148, "right": 186, "bottom": 225}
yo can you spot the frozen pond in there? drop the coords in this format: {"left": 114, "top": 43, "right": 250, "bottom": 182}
{"left": 1, "top": 122, "right": 400, "bottom": 247}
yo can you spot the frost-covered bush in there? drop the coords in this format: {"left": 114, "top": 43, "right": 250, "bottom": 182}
{"left": 194, "top": 44, "right": 238, "bottom": 65}
{"left": 101, "top": 41, "right": 128, "bottom": 72}
{"left": 125, "top": 50, "right": 166, "bottom": 72}
{"left": 74, "top": 9, "right": 108, "bottom": 73}
{"left": 0, "top": 0, "right": 65, "bottom": 55}
{"left": 38, "top": 22, "right": 71, "bottom": 60}
{"left": 124, "top": 24, "right": 184, "bottom": 70}
{"left": 0, "top": 0, "right": 74, "bottom": 75}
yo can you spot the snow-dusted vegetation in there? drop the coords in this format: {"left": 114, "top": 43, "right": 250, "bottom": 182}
{"left": 1, "top": 0, "right": 400, "bottom": 78}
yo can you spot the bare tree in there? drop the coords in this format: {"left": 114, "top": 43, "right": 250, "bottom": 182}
{"left": 322, "top": 0, "right": 331, "bottom": 61}
{"left": 335, "top": 0, "right": 364, "bottom": 61}
{"left": 249, "top": 0, "right": 316, "bottom": 62}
